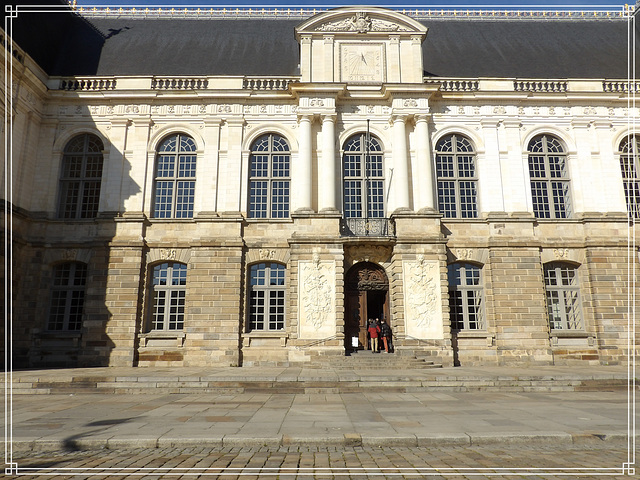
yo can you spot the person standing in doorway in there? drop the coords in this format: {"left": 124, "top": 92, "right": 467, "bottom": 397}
{"left": 380, "top": 319, "right": 392, "bottom": 353}
{"left": 368, "top": 320, "right": 381, "bottom": 353}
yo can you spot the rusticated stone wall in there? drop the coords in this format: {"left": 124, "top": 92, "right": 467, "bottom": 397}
{"left": 488, "top": 247, "right": 554, "bottom": 366}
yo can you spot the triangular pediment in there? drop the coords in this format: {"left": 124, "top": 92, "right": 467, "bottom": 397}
{"left": 295, "top": 6, "right": 428, "bottom": 38}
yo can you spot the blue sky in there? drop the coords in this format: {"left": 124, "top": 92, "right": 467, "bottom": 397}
{"left": 72, "top": 1, "right": 630, "bottom": 9}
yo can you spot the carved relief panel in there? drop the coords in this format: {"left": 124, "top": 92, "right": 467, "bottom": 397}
{"left": 402, "top": 256, "right": 444, "bottom": 339}
{"left": 298, "top": 255, "right": 337, "bottom": 339}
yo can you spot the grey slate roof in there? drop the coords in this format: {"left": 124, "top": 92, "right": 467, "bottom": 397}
{"left": 11, "top": 10, "right": 636, "bottom": 79}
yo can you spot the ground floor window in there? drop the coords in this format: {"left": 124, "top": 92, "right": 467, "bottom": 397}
{"left": 149, "top": 262, "right": 187, "bottom": 331}
{"left": 448, "top": 262, "right": 484, "bottom": 330}
{"left": 248, "top": 262, "right": 285, "bottom": 331}
{"left": 48, "top": 262, "right": 87, "bottom": 331}
{"left": 544, "top": 262, "right": 583, "bottom": 330}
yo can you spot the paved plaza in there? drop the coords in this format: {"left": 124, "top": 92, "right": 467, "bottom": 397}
{"left": 3, "top": 365, "right": 636, "bottom": 477}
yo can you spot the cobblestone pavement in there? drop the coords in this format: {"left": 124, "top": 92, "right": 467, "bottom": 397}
{"left": 8, "top": 442, "right": 634, "bottom": 479}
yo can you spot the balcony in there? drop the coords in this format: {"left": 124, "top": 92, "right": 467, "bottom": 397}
{"left": 340, "top": 218, "right": 396, "bottom": 237}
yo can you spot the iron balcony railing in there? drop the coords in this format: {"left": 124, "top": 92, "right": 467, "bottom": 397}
{"left": 340, "top": 217, "right": 396, "bottom": 237}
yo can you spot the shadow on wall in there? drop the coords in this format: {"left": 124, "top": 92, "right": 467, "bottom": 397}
{"left": 7, "top": 9, "right": 142, "bottom": 367}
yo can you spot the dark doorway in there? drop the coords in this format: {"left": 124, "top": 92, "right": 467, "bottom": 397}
{"left": 344, "top": 262, "right": 389, "bottom": 353}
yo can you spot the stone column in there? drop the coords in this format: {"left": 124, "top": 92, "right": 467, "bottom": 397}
{"left": 392, "top": 114, "right": 411, "bottom": 212}
{"left": 295, "top": 114, "right": 313, "bottom": 212}
{"left": 414, "top": 114, "right": 434, "bottom": 211}
{"left": 319, "top": 114, "right": 337, "bottom": 212}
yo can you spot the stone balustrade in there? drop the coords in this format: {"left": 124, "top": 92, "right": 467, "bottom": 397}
{"left": 151, "top": 77, "right": 209, "bottom": 89}
{"left": 513, "top": 80, "right": 568, "bottom": 93}
{"left": 243, "top": 77, "right": 299, "bottom": 90}
{"left": 603, "top": 81, "right": 640, "bottom": 93}
{"left": 58, "top": 77, "right": 117, "bottom": 91}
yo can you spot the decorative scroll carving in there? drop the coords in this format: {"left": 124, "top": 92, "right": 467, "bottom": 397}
{"left": 403, "top": 255, "right": 443, "bottom": 339}
{"left": 299, "top": 254, "right": 336, "bottom": 339}
{"left": 160, "top": 249, "right": 177, "bottom": 261}
{"left": 455, "top": 249, "right": 473, "bottom": 261}
{"left": 553, "top": 248, "right": 569, "bottom": 260}
{"left": 345, "top": 265, "right": 388, "bottom": 291}
{"left": 62, "top": 249, "right": 78, "bottom": 261}
{"left": 259, "top": 249, "right": 276, "bottom": 260}
{"left": 316, "top": 12, "right": 410, "bottom": 33}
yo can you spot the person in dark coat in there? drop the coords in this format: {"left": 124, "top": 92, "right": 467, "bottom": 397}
{"left": 380, "top": 319, "right": 392, "bottom": 353}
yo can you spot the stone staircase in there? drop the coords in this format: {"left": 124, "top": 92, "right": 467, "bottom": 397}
{"left": 5, "top": 364, "right": 630, "bottom": 395}
{"left": 307, "top": 349, "right": 443, "bottom": 369}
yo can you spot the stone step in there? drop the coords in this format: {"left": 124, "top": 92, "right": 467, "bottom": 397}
{"left": 306, "top": 350, "right": 444, "bottom": 370}
{"left": 7, "top": 373, "right": 629, "bottom": 395}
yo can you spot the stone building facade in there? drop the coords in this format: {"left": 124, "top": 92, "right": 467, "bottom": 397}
{"left": 3, "top": 4, "right": 639, "bottom": 368}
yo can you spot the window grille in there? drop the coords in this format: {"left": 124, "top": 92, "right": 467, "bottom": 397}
{"left": 544, "top": 263, "right": 583, "bottom": 331}
{"left": 618, "top": 135, "right": 640, "bottom": 220}
{"left": 149, "top": 262, "right": 187, "bottom": 331}
{"left": 448, "top": 263, "right": 484, "bottom": 330}
{"left": 153, "top": 134, "right": 197, "bottom": 218}
{"left": 342, "top": 133, "right": 384, "bottom": 218}
{"left": 248, "top": 263, "right": 285, "bottom": 331}
{"left": 528, "top": 135, "right": 571, "bottom": 219}
{"left": 48, "top": 262, "right": 87, "bottom": 331}
{"left": 58, "top": 134, "right": 104, "bottom": 219}
{"left": 435, "top": 134, "right": 478, "bottom": 218}
{"left": 249, "top": 134, "right": 290, "bottom": 218}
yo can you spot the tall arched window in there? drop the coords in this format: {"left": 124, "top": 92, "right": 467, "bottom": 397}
{"left": 618, "top": 135, "right": 640, "bottom": 219}
{"left": 248, "top": 134, "right": 290, "bottom": 218}
{"left": 528, "top": 134, "right": 571, "bottom": 219}
{"left": 544, "top": 262, "right": 583, "bottom": 331}
{"left": 435, "top": 134, "right": 478, "bottom": 218}
{"left": 58, "top": 134, "right": 104, "bottom": 219}
{"left": 148, "top": 262, "right": 187, "bottom": 331}
{"left": 342, "top": 133, "right": 384, "bottom": 218}
{"left": 448, "top": 262, "right": 484, "bottom": 330}
{"left": 153, "top": 134, "right": 197, "bottom": 218}
{"left": 48, "top": 262, "right": 87, "bottom": 331}
{"left": 248, "top": 262, "right": 286, "bottom": 331}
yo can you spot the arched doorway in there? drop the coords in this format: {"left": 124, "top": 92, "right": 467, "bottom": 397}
{"left": 344, "top": 262, "right": 390, "bottom": 353}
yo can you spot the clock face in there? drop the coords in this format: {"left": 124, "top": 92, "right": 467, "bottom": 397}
{"left": 340, "top": 44, "right": 384, "bottom": 83}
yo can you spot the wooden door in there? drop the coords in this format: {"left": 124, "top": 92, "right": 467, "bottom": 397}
{"left": 345, "top": 291, "right": 368, "bottom": 351}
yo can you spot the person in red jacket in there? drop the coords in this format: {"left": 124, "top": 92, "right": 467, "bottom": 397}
{"left": 367, "top": 320, "right": 381, "bottom": 353}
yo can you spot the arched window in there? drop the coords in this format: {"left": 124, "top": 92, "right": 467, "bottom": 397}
{"left": 248, "top": 262, "right": 285, "bottom": 331}
{"left": 435, "top": 134, "right": 478, "bottom": 218}
{"left": 342, "top": 133, "right": 384, "bottom": 218}
{"left": 48, "top": 262, "right": 87, "bottom": 331}
{"left": 448, "top": 263, "right": 484, "bottom": 330}
{"left": 248, "top": 134, "right": 290, "bottom": 218}
{"left": 544, "top": 262, "right": 583, "bottom": 331}
{"left": 58, "top": 134, "right": 104, "bottom": 219}
{"left": 153, "top": 134, "right": 197, "bottom": 218}
{"left": 149, "top": 262, "right": 187, "bottom": 331}
{"left": 618, "top": 135, "right": 640, "bottom": 219}
{"left": 528, "top": 134, "right": 571, "bottom": 219}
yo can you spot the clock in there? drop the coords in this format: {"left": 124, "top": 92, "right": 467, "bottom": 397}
{"left": 340, "top": 43, "right": 384, "bottom": 83}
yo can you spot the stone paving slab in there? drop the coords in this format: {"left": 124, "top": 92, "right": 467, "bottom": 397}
{"left": 3, "top": 389, "right": 633, "bottom": 453}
